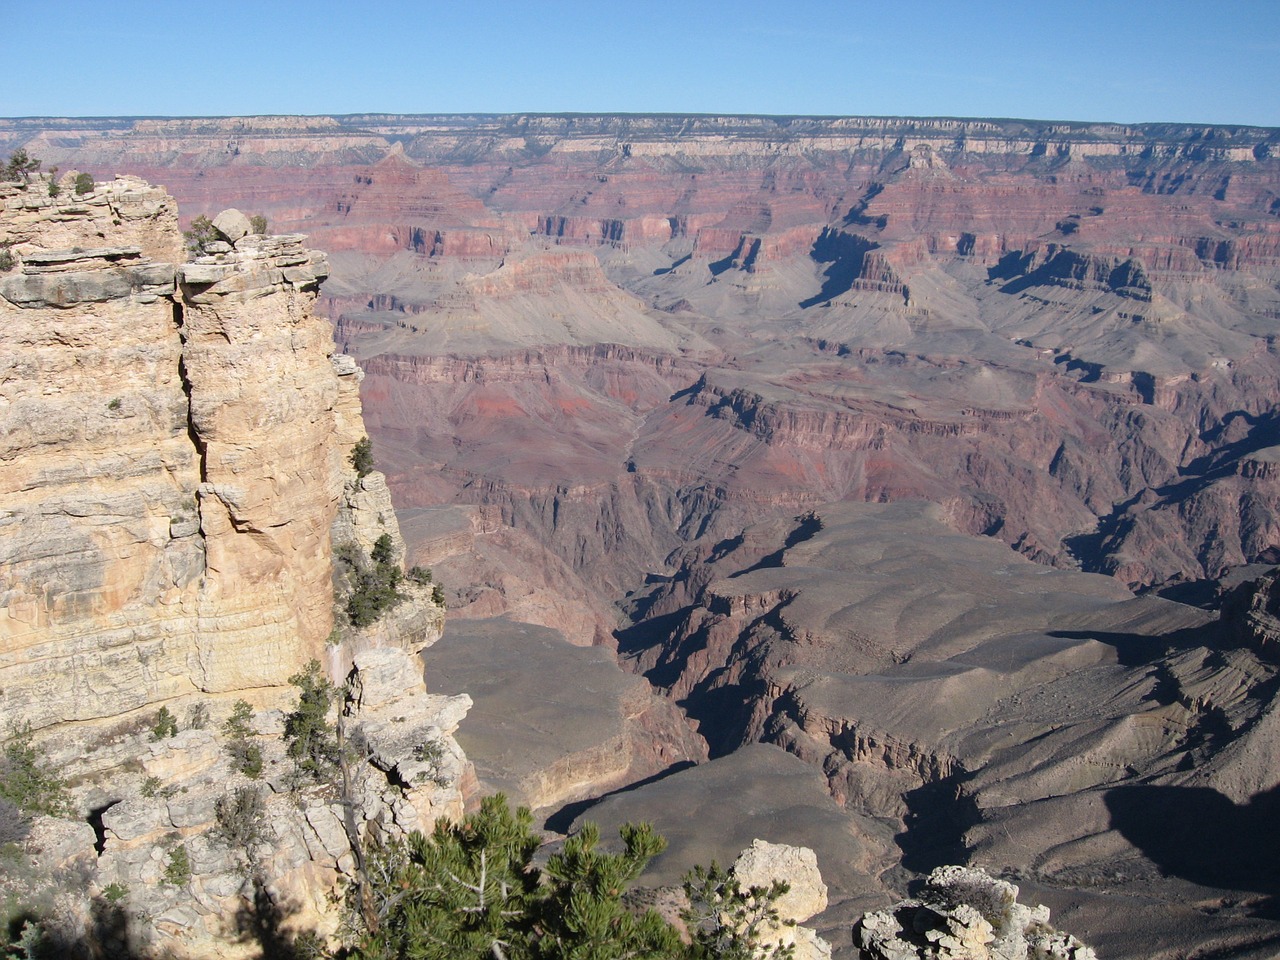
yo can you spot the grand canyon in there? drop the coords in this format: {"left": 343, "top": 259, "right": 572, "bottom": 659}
{"left": 4, "top": 113, "right": 1280, "bottom": 958}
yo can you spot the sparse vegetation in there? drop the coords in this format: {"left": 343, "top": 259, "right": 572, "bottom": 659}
{"left": 684, "top": 862, "right": 795, "bottom": 959}
{"left": 412, "top": 740, "right": 452, "bottom": 787}
{"left": 107, "top": 397, "right": 122, "bottom": 411}
{"left": 346, "top": 794, "right": 704, "bottom": 960}
{"left": 370, "top": 533, "right": 395, "bottom": 566}
{"left": 408, "top": 565, "right": 433, "bottom": 585}
{"left": 150, "top": 707, "right": 178, "bottom": 741}
{"left": 213, "top": 786, "right": 267, "bottom": 853}
{"left": 186, "top": 702, "right": 209, "bottom": 730}
{"left": 335, "top": 535, "right": 409, "bottom": 629}
{"left": 249, "top": 213, "right": 269, "bottom": 235}
{"left": 46, "top": 167, "right": 59, "bottom": 197}
{"left": 162, "top": 844, "right": 191, "bottom": 888}
{"left": 101, "top": 882, "right": 128, "bottom": 904}
{"left": 223, "top": 699, "right": 263, "bottom": 779}
{"left": 0, "top": 243, "right": 13, "bottom": 273}
{"left": 283, "top": 661, "right": 337, "bottom": 780}
{"left": 183, "top": 214, "right": 218, "bottom": 258}
{"left": 350, "top": 436, "right": 374, "bottom": 478}
{"left": 140, "top": 776, "right": 163, "bottom": 799}
{"left": 73, "top": 172, "right": 93, "bottom": 196}
{"left": 432, "top": 583, "right": 446, "bottom": 607}
{"left": 3, "top": 149, "right": 40, "bottom": 184}
{"left": 0, "top": 723, "right": 71, "bottom": 819}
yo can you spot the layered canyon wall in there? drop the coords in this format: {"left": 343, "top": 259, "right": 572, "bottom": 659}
{"left": 0, "top": 175, "right": 463, "bottom": 956}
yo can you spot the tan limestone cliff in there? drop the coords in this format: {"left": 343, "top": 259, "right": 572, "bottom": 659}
{"left": 0, "top": 176, "right": 390, "bottom": 732}
{"left": 0, "top": 176, "right": 463, "bottom": 957}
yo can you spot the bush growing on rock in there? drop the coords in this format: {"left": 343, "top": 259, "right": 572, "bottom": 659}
{"left": 350, "top": 436, "right": 374, "bottom": 478}
{"left": 347, "top": 794, "right": 680, "bottom": 960}
{"left": 150, "top": 706, "right": 178, "bottom": 741}
{"left": 183, "top": 214, "right": 218, "bottom": 258}
{"left": 3, "top": 149, "right": 40, "bottom": 184}
{"left": 338, "top": 536, "right": 408, "bottom": 628}
{"left": 0, "top": 723, "right": 71, "bottom": 819}
{"left": 684, "top": 863, "right": 795, "bottom": 960}
{"left": 223, "top": 700, "right": 263, "bottom": 779}
{"left": 73, "top": 172, "right": 93, "bottom": 196}
{"left": 162, "top": 844, "right": 192, "bottom": 888}
{"left": 249, "top": 213, "right": 269, "bottom": 234}
{"left": 214, "top": 786, "right": 268, "bottom": 855}
{"left": 283, "top": 660, "right": 338, "bottom": 780}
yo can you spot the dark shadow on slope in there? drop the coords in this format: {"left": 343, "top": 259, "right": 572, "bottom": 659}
{"left": 1046, "top": 623, "right": 1223, "bottom": 668}
{"left": 234, "top": 874, "right": 318, "bottom": 960}
{"left": 733, "top": 511, "right": 824, "bottom": 577}
{"left": 652, "top": 253, "right": 691, "bottom": 276}
{"left": 615, "top": 609, "right": 694, "bottom": 688}
{"left": 677, "top": 675, "right": 768, "bottom": 759}
{"left": 542, "top": 760, "right": 699, "bottom": 834}
{"left": 798, "top": 229, "right": 876, "bottom": 308}
{"left": 1105, "top": 783, "right": 1280, "bottom": 918}
{"left": 896, "top": 772, "right": 980, "bottom": 875}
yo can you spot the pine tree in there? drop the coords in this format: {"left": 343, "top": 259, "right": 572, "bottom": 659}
{"left": 351, "top": 794, "right": 541, "bottom": 960}
{"left": 535, "top": 821, "right": 682, "bottom": 960}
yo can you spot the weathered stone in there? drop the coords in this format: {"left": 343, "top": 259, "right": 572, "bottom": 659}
{"left": 212, "top": 208, "right": 252, "bottom": 242}
{"left": 732, "top": 838, "right": 828, "bottom": 922}
{"left": 854, "top": 866, "right": 1096, "bottom": 960}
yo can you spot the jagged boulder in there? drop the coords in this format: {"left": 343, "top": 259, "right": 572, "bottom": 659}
{"left": 854, "top": 866, "right": 1096, "bottom": 960}
{"left": 730, "top": 840, "right": 832, "bottom": 960}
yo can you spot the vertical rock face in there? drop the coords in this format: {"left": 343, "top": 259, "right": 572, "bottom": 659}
{"left": 1, "top": 177, "right": 462, "bottom": 958}
{"left": 179, "top": 233, "right": 337, "bottom": 694}
{"left": 0, "top": 177, "right": 403, "bottom": 733}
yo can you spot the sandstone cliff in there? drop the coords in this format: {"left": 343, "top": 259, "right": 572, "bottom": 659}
{"left": 0, "top": 176, "right": 462, "bottom": 957}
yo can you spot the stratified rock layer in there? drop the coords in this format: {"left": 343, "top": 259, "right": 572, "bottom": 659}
{"left": 0, "top": 179, "right": 352, "bottom": 731}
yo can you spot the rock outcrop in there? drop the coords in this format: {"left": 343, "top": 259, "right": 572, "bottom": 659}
{"left": 0, "top": 177, "right": 462, "bottom": 957}
{"left": 730, "top": 839, "right": 831, "bottom": 960}
{"left": 854, "top": 866, "right": 1095, "bottom": 960}
{"left": 0, "top": 176, "right": 421, "bottom": 733}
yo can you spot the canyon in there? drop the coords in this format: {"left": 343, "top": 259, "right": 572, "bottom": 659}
{"left": 5, "top": 113, "right": 1280, "bottom": 957}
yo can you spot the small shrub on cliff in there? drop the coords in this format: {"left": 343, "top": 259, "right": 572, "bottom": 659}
{"left": 73, "top": 172, "right": 94, "bottom": 196}
{"left": 249, "top": 213, "right": 268, "bottom": 235}
{"left": 339, "top": 535, "right": 407, "bottom": 628}
{"left": 46, "top": 167, "right": 59, "bottom": 197}
{"left": 214, "top": 786, "right": 267, "bottom": 853}
{"left": 347, "top": 563, "right": 405, "bottom": 628}
{"left": 0, "top": 723, "right": 71, "bottom": 819}
{"left": 283, "top": 661, "right": 338, "bottom": 780}
{"left": 408, "top": 565, "right": 433, "bottom": 585}
{"left": 683, "top": 863, "right": 795, "bottom": 960}
{"left": 370, "top": 533, "right": 395, "bottom": 565}
{"left": 0, "top": 244, "right": 13, "bottom": 273}
{"left": 150, "top": 707, "right": 178, "bottom": 741}
{"left": 350, "top": 436, "right": 374, "bottom": 478}
{"left": 223, "top": 700, "right": 263, "bottom": 779}
{"left": 347, "top": 794, "right": 682, "bottom": 960}
{"left": 162, "top": 844, "right": 192, "bottom": 888}
{"left": 183, "top": 214, "right": 218, "bottom": 258}
{"left": 431, "top": 583, "right": 446, "bottom": 607}
{"left": 3, "top": 149, "right": 40, "bottom": 184}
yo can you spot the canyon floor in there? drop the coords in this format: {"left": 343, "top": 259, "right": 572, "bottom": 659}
{"left": 11, "top": 113, "right": 1280, "bottom": 956}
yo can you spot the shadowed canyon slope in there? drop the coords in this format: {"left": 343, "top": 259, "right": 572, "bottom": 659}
{"left": 9, "top": 114, "right": 1280, "bottom": 956}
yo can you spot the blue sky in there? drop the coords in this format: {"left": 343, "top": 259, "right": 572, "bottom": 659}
{"left": 5, "top": 0, "right": 1278, "bottom": 125}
